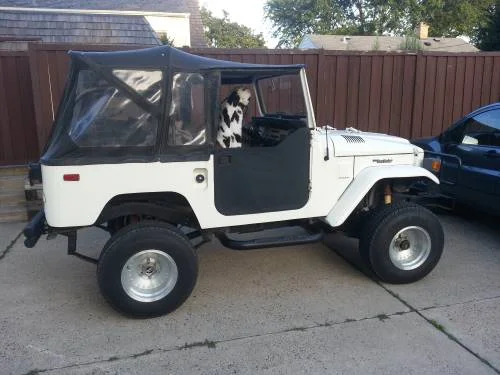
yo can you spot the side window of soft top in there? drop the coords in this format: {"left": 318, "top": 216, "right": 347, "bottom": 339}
{"left": 68, "top": 69, "right": 162, "bottom": 148}
{"left": 167, "top": 73, "right": 206, "bottom": 146}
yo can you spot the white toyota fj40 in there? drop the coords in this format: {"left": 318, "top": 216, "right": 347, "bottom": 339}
{"left": 24, "top": 46, "right": 443, "bottom": 318}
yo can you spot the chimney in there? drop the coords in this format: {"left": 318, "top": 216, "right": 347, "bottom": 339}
{"left": 416, "top": 22, "right": 429, "bottom": 40}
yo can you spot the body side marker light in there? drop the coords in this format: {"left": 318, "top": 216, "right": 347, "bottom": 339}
{"left": 63, "top": 174, "right": 80, "bottom": 181}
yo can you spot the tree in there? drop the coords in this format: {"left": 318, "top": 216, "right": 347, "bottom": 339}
{"left": 158, "top": 33, "right": 174, "bottom": 46}
{"left": 200, "top": 8, "right": 266, "bottom": 48}
{"left": 475, "top": 1, "right": 500, "bottom": 50}
{"left": 265, "top": 0, "right": 495, "bottom": 47}
{"left": 418, "top": 0, "right": 494, "bottom": 38}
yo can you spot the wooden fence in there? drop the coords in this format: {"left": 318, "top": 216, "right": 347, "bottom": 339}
{"left": 0, "top": 51, "right": 39, "bottom": 165}
{"left": 193, "top": 49, "right": 500, "bottom": 140}
{"left": 1, "top": 43, "right": 499, "bottom": 165}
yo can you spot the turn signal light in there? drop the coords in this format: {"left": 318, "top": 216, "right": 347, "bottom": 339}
{"left": 431, "top": 160, "right": 441, "bottom": 173}
{"left": 63, "top": 174, "right": 80, "bottom": 182}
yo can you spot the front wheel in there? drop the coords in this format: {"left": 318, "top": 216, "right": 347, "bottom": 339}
{"left": 97, "top": 221, "right": 198, "bottom": 318}
{"left": 360, "top": 202, "right": 444, "bottom": 284}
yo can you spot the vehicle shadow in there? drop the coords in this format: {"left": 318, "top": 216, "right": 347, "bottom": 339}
{"left": 321, "top": 233, "right": 377, "bottom": 280}
{"left": 434, "top": 205, "right": 500, "bottom": 245}
{"left": 322, "top": 204, "right": 500, "bottom": 283}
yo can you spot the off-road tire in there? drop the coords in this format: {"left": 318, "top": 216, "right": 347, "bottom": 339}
{"left": 360, "top": 202, "right": 444, "bottom": 284}
{"left": 97, "top": 221, "right": 198, "bottom": 318}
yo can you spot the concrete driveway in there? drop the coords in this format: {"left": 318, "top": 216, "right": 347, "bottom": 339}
{"left": 0, "top": 213, "right": 499, "bottom": 375}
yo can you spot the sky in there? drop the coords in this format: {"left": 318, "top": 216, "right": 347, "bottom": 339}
{"left": 200, "top": 0, "right": 279, "bottom": 47}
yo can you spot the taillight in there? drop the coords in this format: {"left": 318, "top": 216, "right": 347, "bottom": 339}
{"left": 63, "top": 174, "right": 80, "bottom": 182}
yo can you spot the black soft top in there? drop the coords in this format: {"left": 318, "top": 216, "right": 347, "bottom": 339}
{"left": 70, "top": 45, "right": 304, "bottom": 72}
{"left": 40, "top": 46, "right": 307, "bottom": 165}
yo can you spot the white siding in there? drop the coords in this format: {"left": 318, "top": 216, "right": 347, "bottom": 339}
{"left": 146, "top": 15, "right": 191, "bottom": 47}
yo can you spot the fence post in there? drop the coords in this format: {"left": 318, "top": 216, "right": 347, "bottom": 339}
{"left": 410, "top": 53, "right": 426, "bottom": 139}
{"left": 315, "top": 49, "right": 326, "bottom": 126}
{"left": 27, "top": 42, "right": 46, "bottom": 152}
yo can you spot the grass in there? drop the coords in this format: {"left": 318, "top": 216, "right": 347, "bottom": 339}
{"left": 429, "top": 319, "right": 446, "bottom": 332}
{"left": 399, "top": 35, "right": 423, "bottom": 51}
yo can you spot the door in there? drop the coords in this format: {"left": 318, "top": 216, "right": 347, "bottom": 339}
{"left": 214, "top": 127, "right": 311, "bottom": 216}
{"left": 447, "top": 109, "right": 500, "bottom": 213}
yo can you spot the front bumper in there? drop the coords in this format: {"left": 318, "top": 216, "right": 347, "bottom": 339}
{"left": 23, "top": 209, "right": 46, "bottom": 248}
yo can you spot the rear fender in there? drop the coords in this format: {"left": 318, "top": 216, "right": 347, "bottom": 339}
{"left": 95, "top": 193, "right": 199, "bottom": 228}
{"left": 96, "top": 202, "right": 196, "bottom": 226}
{"left": 325, "top": 165, "right": 439, "bottom": 227}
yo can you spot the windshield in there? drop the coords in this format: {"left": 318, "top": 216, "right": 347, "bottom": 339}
{"left": 257, "top": 73, "right": 307, "bottom": 118}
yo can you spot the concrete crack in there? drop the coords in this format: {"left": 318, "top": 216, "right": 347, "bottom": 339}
{"left": 0, "top": 230, "right": 22, "bottom": 261}
{"left": 377, "top": 281, "right": 500, "bottom": 375}
{"left": 327, "top": 247, "right": 500, "bottom": 374}
{"left": 22, "top": 309, "right": 412, "bottom": 375}
{"left": 180, "top": 339, "right": 217, "bottom": 350}
{"left": 419, "top": 294, "right": 500, "bottom": 312}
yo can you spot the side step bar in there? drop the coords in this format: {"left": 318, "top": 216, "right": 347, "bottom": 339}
{"left": 215, "top": 228, "right": 323, "bottom": 250}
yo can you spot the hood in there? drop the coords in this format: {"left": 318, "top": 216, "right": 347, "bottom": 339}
{"left": 315, "top": 128, "right": 420, "bottom": 157}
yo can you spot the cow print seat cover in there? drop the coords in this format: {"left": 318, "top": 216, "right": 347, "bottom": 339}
{"left": 217, "top": 88, "right": 252, "bottom": 148}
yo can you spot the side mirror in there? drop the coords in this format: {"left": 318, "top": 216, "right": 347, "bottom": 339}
{"left": 444, "top": 142, "right": 458, "bottom": 153}
{"left": 439, "top": 132, "right": 458, "bottom": 153}
{"left": 442, "top": 120, "right": 467, "bottom": 147}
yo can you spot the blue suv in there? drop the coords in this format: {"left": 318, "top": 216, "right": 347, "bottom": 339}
{"left": 413, "top": 103, "right": 500, "bottom": 215}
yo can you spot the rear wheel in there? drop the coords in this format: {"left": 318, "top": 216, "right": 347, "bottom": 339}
{"left": 97, "top": 221, "right": 198, "bottom": 318}
{"left": 360, "top": 202, "right": 444, "bottom": 284}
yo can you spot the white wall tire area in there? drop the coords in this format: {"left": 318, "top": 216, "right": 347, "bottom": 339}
{"left": 360, "top": 202, "right": 444, "bottom": 284}
{"left": 97, "top": 221, "right": 198, "bottom": 318}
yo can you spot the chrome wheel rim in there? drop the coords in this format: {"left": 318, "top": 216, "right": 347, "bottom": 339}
{"left": 389, "top": 226, "right": 431, "bottom": 271}
{"left": 121, "top": 250, "right": 178, "bottom": 303}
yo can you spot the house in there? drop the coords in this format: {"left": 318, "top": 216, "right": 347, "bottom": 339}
{"left": 0, "top": 0, "right": 206, "bottom": 48}
{"left": 299, "top": 23, "right": 479, "bottom": 53}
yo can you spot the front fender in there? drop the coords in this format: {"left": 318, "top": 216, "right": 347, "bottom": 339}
{"left": 324, "top": 165, "right": 439, "bottom": 227}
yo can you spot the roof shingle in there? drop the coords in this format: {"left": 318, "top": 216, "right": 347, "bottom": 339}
{"left": 0, "top": 10, "right": 161, "bottom": 46}
{"left": 300, "top": 35, "right": 479, "bottom": 53}
{"left": 0, "top": 0, "right": 206, "bottom": 47}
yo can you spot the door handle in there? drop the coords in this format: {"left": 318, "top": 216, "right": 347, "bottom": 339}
{"left": 484, "top": 150, "right": 500, "bottom": 159}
